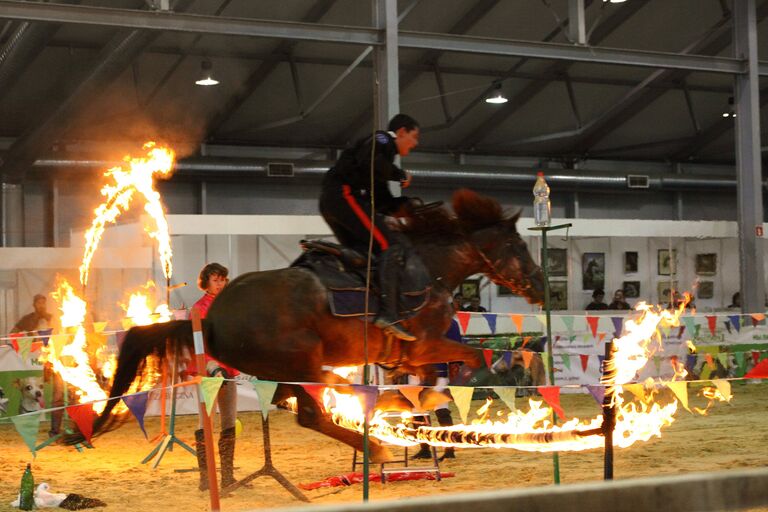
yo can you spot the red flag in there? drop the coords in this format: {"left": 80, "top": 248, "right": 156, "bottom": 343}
{"left": 537, "top": 386, "right": 565, "bottom": 420}
{"left": 482, "top": 349, "right": 493, "bottom": 368}
{"left": 521, "top": 336, "right": 532, "bottom": 348}
{"left": 752, "top": 351, "right": 761, "bottom": 365}
{"left": 704, "top": 353, "right": 715, "bottom": 370}
{"left": 744, "top": 358, "right": 768, "bottom": 378}
{"left": 67, "top": 404, "right": 98, "bottom": 443}
{"left": 706, "top": 316, "right": 717, "bottom": 336}
{"left": 586, "top": 316, "right": 599, "bottom": 337}
{"left": 9, "top": 332, "right": 22, "bottom": 352}
{"left": 670, "top": 355, "right": 679, "bottom": 369}
{"left": 579, "top": 354, "right": 589, "bottom": 372}
{"left": 456, "top": 312, "right": 471, "bottom": 334}
{"left": 300, "top": 384, "right": 327, "bottom": 407}
{"left": 598, "top": 332, "right": 606, "bottom": 343}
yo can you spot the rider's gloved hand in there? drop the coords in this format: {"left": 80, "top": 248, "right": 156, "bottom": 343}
{"left": 206, "top": 360, "right": 230, "bottom": 379}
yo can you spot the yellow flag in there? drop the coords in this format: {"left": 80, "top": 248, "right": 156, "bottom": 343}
{"left": 200, "top": 377, "right": 224, "bottom": 415}
{"left": 666, "top": 381, "right": 690, "bottom": 412}
{"left": 448, "top": 386, "right": 473, "bottom": 424}
{"left": 494, "top": 387, "right": 516, "bottom": 412}
{"left": 622, "top": 383, "right": 646, "bottom": 402}
{"left": 711, "top": 379, "right": 732, "bottom": 402}
{"left": 93, "top": 321, "right": 108, "bottom": 333}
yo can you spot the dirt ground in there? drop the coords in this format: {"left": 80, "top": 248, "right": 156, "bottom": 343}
{"left": 1, "top": 381, "right": 766, "bottom": 512}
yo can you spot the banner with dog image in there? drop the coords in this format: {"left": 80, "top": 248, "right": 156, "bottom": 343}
{"left": 0, "top": 345, "right": 45, "bottom": 422}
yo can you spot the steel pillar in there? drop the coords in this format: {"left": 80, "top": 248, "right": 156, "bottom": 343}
{"left": 373, "top": 0, "right": 399, "bottom": 127}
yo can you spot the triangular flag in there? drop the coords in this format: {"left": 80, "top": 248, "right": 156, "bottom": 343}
{"left": 67, "top": 404, "right": 97, "bottom": 443}
{"left": 482, "top": 314, "right": 497, "bottom": 334}
{"left": 448, "top": 386, "right": 473, "bottom": 424}
{"left": 535, "top": 314, "right": 547, "bottom": 329}
{"left": 623, "top": 383, "right": 646, "bottom": 402}
{"left": 728, "top": 315, "right": 741, "bottom": 333}
{"left": 122, "top": 392, "right": 149, "bottom": 438}
{"left": 666, "top": 381, "right": 690, "bottom": 412}
{"left": 685, "top": 354, "right": 698, "bottom": 371}
{"left": 560, "top": 353, "right": 571, "bottom": 371}
{"left": 706, "top": 316, "right": 717, "bottom": 336}
{"left": 11, "top": 413, "right": 41, "bottom": 456}
{"left": 251, "top": 379, "right": 278, "bottom": 420}
{"left": 537, "top": 386, "right": 565, "bottom": 420}
{"left": 711, "top": 379, "right": 732, "bottom": 401}
{"left": 579, "top": 354, "right": 589, "bottom": 372}
{"left": 503, "top": 351, "right": 512, "bottom": 368}
{"left": 9, "top": 332, "right": 22, "bottom": 352}
{"left": 745, "top": 359, "right": 768, "bottom": 378}
{"left": 400, "top": 386, "right": 423, "bottom": 409}
{"left": 734, "top": 352, "right": 746, "bottom": 372}
{"left": 716, "top": 352, "right": 729, "bottom": 369}
{"left": 585, "top": 385, "right": 605, "bottom": 406}
{"left": 586, "top": 316, "right": 599, "bottom": 337}
{"left": 18, "top": 337, "right": 32, "bottom": 362}
{"left": 93, "top": 321, "right": 107, "bottom": 333}
{"left": 682, "top": 316, "right": 696, "bottom": 338}
{"left": 582, "top": 333, "right": 591, "bottom": 343}
{"left": 493, "top": 387, "right": 516, "bottom": 412}
{"left": 455, "top": 312, "right": 471, "bottom": 334}
{"left": 482, "top": 349, "right": 494, "bottom": 368}
{"left": 37, "top": 328, "right": 53, "bottom": 346}
{"left": 200, "top": 377, "right": 224, "bottom": 416}
{"left": 521, "top": 336, "right": 532, "bottom": 348}
{"left": 560, "top": 316, "right": 575, "bottom": 334}
{"left": 541, "top": 353, "right": 550, "bottom": 380}
{"left": 300, "top": 384, "right": 326, "bottom": 408}
{"left": 723, "top": 319, "right": 732, "bottom": 334}
{"left": 509, "top": 314, "right": 524, "bottom": 333}
{"left": 352, "top": 385, "right": 379, "bottom": 421}
{"left": 751, "top": 313, "right": 766, "bottom": 325}
{"left": 611, "top": 317, "right": 623, "bottom": 337}
{"left": 751, "top": 350, "right": 760, "bottom": 365}
{"left": 598, "top": 332, "right": 607, "bottom": 343}
{"left": 704, "top": 353, "right": 715, "bottom": 370}
{"left": 521, "top": 350, "right": 534, "bottom": 369}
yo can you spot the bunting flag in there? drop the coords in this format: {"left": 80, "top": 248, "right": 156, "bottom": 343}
{"left": 448, "top": 386, "right": 474, "bottom": 424}
{"left": 535, "top": 314, "right": 547, "bottom": 330}
{"left": 67, "top": 404, "right": 98, "bottom": 443}
{"left": 622, "top": 383, "right": 646, "bottom": 402}
{"left": 666, "top": 381, "right": 690, "bottom": 412}
{"left": 482, "top": 314, "right": 497, "bottom": 334}
{"left": 493, "top": 387, "right": 516, "bottom": 412}
{"left": 300, "top": 384, "right": 326, "bottom": 408}
{"left": 582, "top": 333, "right": 591, "bottom": 343}
{"left": 653, "top": 355, "right": 662, "bottom": 374}
{"left": 706, "top": 316, "right": 717, "bottom": 336}
{"left": 18, "top": 337, "right": 32, "bottom": 362}
{"left": 503, "top": 351, "right": 512, "bottom": 368}
{"left": 93, "top": 321, "right": 107, "bottom": 333}
{"left": 521, "top": 350, "right": 534, "bottom": 369}
{"left": 351, "top": 385, "right": 379, "bottom": 421}
{"left": 11, "top": 413, "right": 41, "bottom": 456}
{"left": 585, "top": 316, "right": 599, "bottom": 337}
{"left": 122, "top": 392, "right": 149, "bottom": 438}
{"left": 579, "top": 354, "right": 589, "bottom": 372}
{"left": 751, "top": 313, "right": 766, "bottom": 327}
{"left": 711, "top": 379, "right": 732, "bottom": 401}
{"left": 598, "top": 333, "right": 607, "bottom": 343}
{"left": 569, "top": 335, "right": 577, "bottom": 342}
{"left": 685, "top": 354, "right": 698, "bottom": 372}
{"left": 723, "top": 320, "right": 732, "bottom": 334}
{"left": 48, "top": 333, "right": 69, "bottom": 357}
{"left": 541, "top": 353, "right": 550, "bottom": 380}
{"left": 455, "top": 312, "right": 471, "bottom": 334}
{"left": 482, "top": 349, "right": 494, "bottom": 369}
{"left": 560, "top": 353, "right": 571, "bottom": 371}
{"left": 37, "top": 328, "right": 53, "bottom": 346}
{"left": 682, "top": 316, "right": 697, "bottom": 338}
{"left": 585, "top": 385, "right": 605, "bottom": 406}
{"left": 752, "top": 350, "right": 761, "bottom": 365}
{"left": 251, "top": 379, "right": 279, "bottom": 420}
{"left": 744, "top": 358, "right": 768, "bottom": 378}
{"left": 537, "top": 386, "right": 565, "bottom": 420}
{"left": 611, "top": 317, "right": 623, "bottom": 338}
{"left": 200, "top": 377, "right": 224, "bottom": 415}
{"left": 727, "top": 315, "right": 741, "bottom": 333}
{"left": 560, "top": 315, "right": 575, "bottom": 335}
{"left": 521, "top": 336, "right": 532, "bottom": 348}
{"left": 734, "top": 352, "right": 746, "bottom": 373}
{"left": 400, "top": 386, "right": 423, "bottom": 410}
{"left": 669, "top": 355, "right": 679, "bottom": 368}
{"left": 716, "top": 352, "right": 729, "bottom": 370}
{"left": 704, "top": 353, "right": 715, "bottom": 370}
{"left": 509, "top": 314, "right": 524, "bottom": 333}
{"left": 9, "top": 332, "right": 22, "bottom": 352}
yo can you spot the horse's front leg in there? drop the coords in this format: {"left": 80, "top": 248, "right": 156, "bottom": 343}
{"left": 406, "top": 336, "right": 483, "bottom": 368}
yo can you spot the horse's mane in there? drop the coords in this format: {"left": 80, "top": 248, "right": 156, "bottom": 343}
{"left": 399, "top": 189, "right": 514, "bottom": 239}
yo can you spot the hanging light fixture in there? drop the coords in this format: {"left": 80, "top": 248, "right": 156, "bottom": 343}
{"left": 485, "top": 81, "right": 508, "bottom": 104}
{"left": 195, "top": 60, "right": 219, "bottom": 86}
{"left": 721, "top": 96, "right": 736, "bottom": 118}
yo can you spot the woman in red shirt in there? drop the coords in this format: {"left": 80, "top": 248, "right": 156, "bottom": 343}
{"left": 192, "top": 263, "right": 240, "bottom": 490}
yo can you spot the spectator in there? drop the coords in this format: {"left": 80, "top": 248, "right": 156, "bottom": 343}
{"left": 452, "top": 293, "right": 465, "bottom": 312}
{"left": 607, "top": 289, "right": 631, "bottom": 310}
{"left": 586, "top": 289, "right": 608, "bottom": 311}
{"left": 728, "top": 292, "right": 741, "bottom": 309}
{"left": 12, "top": 294, "right": 52, "bottom": 333}
{"left": 463, "top": 296, "right": 487, "bottom": 312}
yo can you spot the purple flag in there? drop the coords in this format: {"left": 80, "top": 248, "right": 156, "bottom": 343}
{"left": 352, "top": 385, "right": 379, "bottom": 421}
{"left": 586, "top": 385, "right": 605, "bottom": 406}
{"left": 503, "top": 351, "right": 512, "bottom": 367}
{"left": 728, "top": 315, "right": 741, "bottom": 333}
{"left": 482, "top": 313, "right": 497, "bottom": 334}
{"left": 611, "top": 317, "right": 623, "bottom": 338}
{"left": 37, "top": 328, "right": 53, "bottom": 346}
{"left": 122, "top": 392, "right": 149, "bottom": 438}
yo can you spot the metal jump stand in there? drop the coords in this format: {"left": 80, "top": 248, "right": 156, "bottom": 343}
{"left": 222, "top": 414, "right": 309, "bottom": 502}
{"left": 528, "top": 222, "right": 572, "bottom": 484}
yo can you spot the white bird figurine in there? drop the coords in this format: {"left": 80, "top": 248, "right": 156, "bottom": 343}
{"left": 35, "top": 483, "right": 67, "bottom": 508}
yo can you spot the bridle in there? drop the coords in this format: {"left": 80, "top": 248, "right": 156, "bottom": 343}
{"left": 474, "top": 240, "right": 535, "bottom": 295}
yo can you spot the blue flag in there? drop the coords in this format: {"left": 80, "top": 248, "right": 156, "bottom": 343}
{"left": 482, "top": 313, "right": 497, "bottom": 334}
{"left": 611, "top": 317, "right": 623, "bottom": 338}
{"left": 728, "top": 315, "right": 741, "bottom": 333}
{"left": 122, "top": 391, "right": 149, "bottom": 438}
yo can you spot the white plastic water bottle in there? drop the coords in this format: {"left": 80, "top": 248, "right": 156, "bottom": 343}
{"left": 533, "top": 171, "right": 551, "bottom": 227}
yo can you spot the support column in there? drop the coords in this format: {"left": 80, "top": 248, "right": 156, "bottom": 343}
{"left": 373, "top": 0, "right": 399, "bottom": 128}
{"left": 568, "top": 0, "right": 586, "bottom": 45}
{"left": 1, "top": 182, "right": 23, "bottom": 247}
{"left": 733, "top": 0, "right": 765, "bottom": 314}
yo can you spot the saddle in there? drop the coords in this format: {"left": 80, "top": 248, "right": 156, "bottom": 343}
{"left": 292, "top": 240, "right": 431, "bottom": 318}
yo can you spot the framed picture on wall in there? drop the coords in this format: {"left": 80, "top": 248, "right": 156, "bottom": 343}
{"left": 582, "top": 252, "right": 605, "bottom": 290}
{"left": 461, "top": 278, "right": 481, "bottom": 299}
{"left": 657, "top": 249, "right": 677, "bottom": 276}
{"left": 550, "top": 281, "right": 568, "bottom": 310}
{"left": 695, "top": 254, "right": 717, "bottom": 276}
{"left": 657, "top": 280, "right": 678, "bottom": 304}
{"left": 542, "top": 248, "right": 568, "bottom": 277}
{"left": 497, "top": 285, "right": 514, "bottom": 297}
{"left": 624, "top": 251, "right": 638, "bottom": 273}
{"left": 622, "top": 281, "right": 640, "bottom": 298}
{"left": 698, "top": 281, "right": 714, "bottom": 299}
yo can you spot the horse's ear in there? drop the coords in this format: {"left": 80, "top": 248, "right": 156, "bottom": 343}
{"left": 505, "top": 209, "right": 522, "bottom": 231}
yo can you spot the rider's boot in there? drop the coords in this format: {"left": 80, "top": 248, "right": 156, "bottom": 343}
{"left": 411, "top": 443, "right": 433, "bottom": 459}
{"left": 436, "top": 408, "right": 456, "bottom": 460}
{"left": 219, "top": 427, "right": 237, "bottom": 488}
{"left": 374, "top": 247, "right": 417, "bottom": 341}
{"left": 194, "top": 429, "right": 209, "bottom": 491}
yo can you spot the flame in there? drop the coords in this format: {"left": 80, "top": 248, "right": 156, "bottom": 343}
{"left": 320, "top": 295, "right": 726, "bottom": 452}
{"left": 120, "top": 281, "right": 172, "bottom": 327}
{"left": 79, "top": 142, "right": 175, "bottom": 286}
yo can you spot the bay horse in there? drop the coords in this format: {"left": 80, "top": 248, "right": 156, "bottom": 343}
{"left": 75, "top": 189, "right": 544, "bottom": 461}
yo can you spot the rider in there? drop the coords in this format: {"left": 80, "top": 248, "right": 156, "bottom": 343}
{"left": 319, "top": 113, "right": 420, "bottom": 341}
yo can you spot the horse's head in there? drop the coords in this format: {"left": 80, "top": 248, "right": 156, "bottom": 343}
{"left": 454, "top": 189, "right": 545, "bottom": 305}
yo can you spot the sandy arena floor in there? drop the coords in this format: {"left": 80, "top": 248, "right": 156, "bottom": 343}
{"left": 1, "top": 382, "right": 766, "bottom": 511}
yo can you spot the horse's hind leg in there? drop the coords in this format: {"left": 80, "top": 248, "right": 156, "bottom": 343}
{"left": 293, "top": 385, "right": 394, "bottom": 463}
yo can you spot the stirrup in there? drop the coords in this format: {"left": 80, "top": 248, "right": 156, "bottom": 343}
{"left": 374, "top": 318, "right": 417, "bottom": 341}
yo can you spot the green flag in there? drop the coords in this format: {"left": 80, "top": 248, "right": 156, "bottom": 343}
{"left": 200, "top": 377, "right": 224, "bottom": 416}
{"left": 493, "top": 387, "right": 516, "bottom": 412}
{"left": 18, "top": 337, "right": 33, "bottom": 362}
{"left": 448, "top": 386, "right": 473, "bottom": 424}
{"left": 560, "top": 353, "right": 571, "bottom": 371}
{"left": 11, "top": 413, "right": 41, "bottom": 456}
{"left": 250, "top": 379, "right": 278, "bottom": 420}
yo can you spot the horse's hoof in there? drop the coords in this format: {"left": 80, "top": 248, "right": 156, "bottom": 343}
{"left": 439, "top": 449, "right": 456, "bottom": 461}
{"left": 369, "top": 446, "right": 395, "bottom": 464}
{"left": 411, "top": 448, "right": 433, "bottom": 460}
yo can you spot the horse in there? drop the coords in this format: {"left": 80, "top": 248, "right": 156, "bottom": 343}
{"left": 74, "top": 189, "right": 545, "bottom": 462}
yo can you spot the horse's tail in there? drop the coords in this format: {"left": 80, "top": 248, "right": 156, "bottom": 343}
{"left": 64, "top": 320, "right": 195, "bottom": 445}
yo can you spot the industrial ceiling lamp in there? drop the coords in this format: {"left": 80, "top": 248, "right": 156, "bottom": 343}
{"left": 721, "top": 96, "right": 736, "bottom": 118}
{"left": 485, "top": 81, "right": 508, "bottom": 104}
{"left": 195, "top": 60, "right": 219, "bottom": 86}
{"left": 603, "top": 0, "right": 627, "bottom": 3}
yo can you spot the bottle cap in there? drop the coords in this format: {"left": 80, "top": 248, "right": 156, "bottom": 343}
{"left": 537, "top": 171, "right": 544, "bottom": 177}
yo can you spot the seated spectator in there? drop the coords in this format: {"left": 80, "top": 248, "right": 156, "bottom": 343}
{"left": 452, "top": 293, "right": 465, "bottom": 312}
{"left": 586, "top": 288, "right": 608, "bottom": 311}
{"left": 728, "top": 292, "right": 741, "bottom": 309}
{"left": 12, "top": 294, "right": 52, "bottom": 333}
{"left": 608, "top": 289, "right": 631, "bottom": 310}
{"left": 463, "top": 296, "right": 487, "bottom": 312}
